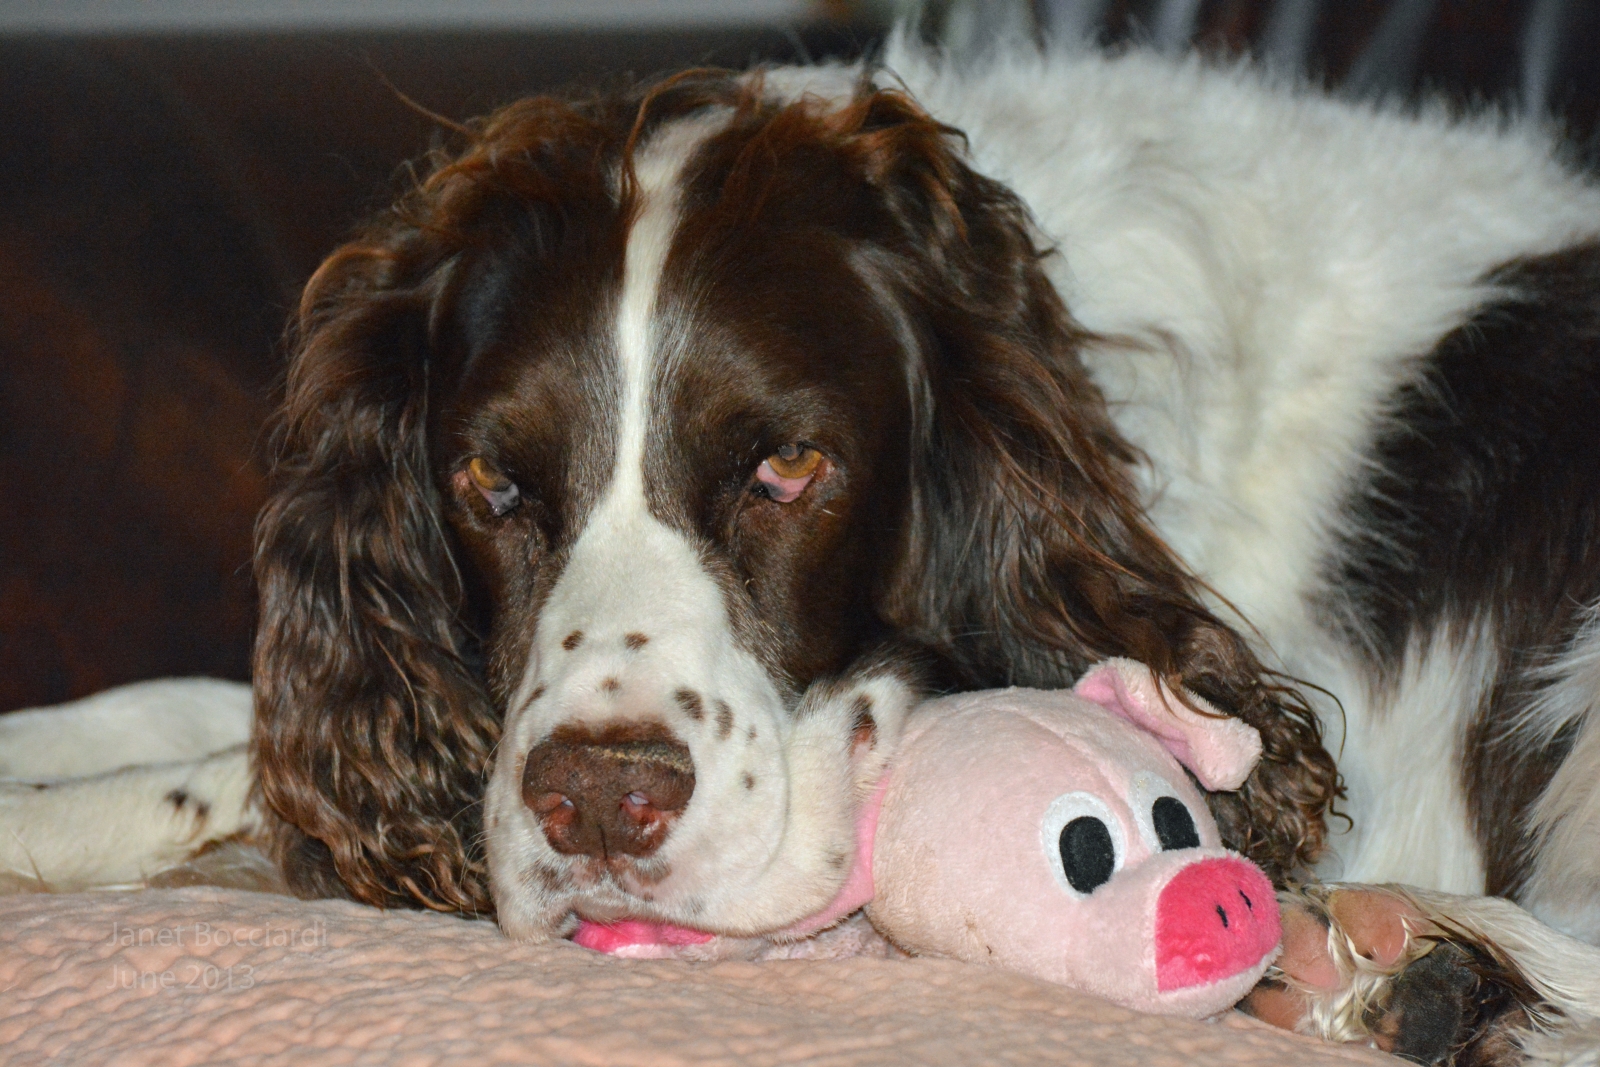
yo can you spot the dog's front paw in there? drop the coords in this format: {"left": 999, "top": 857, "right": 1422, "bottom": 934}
{"left": 1241, "top": 884, "right": 1547, "bottom": 1066}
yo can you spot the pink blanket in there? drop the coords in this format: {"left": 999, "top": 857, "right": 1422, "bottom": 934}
{"left": 1, "top": 888, "right": 1396, "bottom": 1067}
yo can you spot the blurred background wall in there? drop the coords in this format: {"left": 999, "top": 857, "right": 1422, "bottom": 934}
{"left": 2, "top": 0, "right": 1596, "bottom": 712}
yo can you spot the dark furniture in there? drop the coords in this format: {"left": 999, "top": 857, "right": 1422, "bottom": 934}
{"left": 4, "top": 1, "right": 1597, "bottom": 712}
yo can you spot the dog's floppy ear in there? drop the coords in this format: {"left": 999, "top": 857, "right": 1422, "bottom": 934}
{"left": 254, "top": 93, "right": 636, "bottom": 911}
{"left": 252, "top": 225, "right": 499, "bottom": 908}
{"left": 253, "top": 225, "right": 499, "bottom": 911}
{"left": 862, "top": 88, "right": 1339, "bottom": 883}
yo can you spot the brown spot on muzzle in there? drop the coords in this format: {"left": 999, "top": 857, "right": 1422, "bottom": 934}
{"left": 849, "top": 693, "right": 876, "bottom": 749}
{"left": 674, "top": 688, "right": 704, "bottom": 721}
{"left": 521, "top": 723, "right": 695, "bottom": 859}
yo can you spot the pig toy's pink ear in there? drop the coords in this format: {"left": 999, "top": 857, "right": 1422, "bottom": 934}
{"left": 1072, "top": 659, "right": 1262, "bottom": 790}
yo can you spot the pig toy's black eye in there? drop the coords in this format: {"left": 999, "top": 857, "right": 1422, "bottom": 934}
{"left": 1041, "top": 791, "right": 1126, "bottom": 897}
{"left": 1152, "top": 796, "right": 1201, "bottom": 851}
{"left": 1129, "top": 772, "right": 1206, "bottom": 853}
{"left": 1058, "top": 816, "right": 1116, "bottom": 893}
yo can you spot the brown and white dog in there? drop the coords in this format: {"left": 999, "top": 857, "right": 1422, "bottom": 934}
{"left": 5, "top": 37, "right": 1600, "bottom": 1063}
{"left": 252, "top": 61, "right": 1340, "bottom": 935}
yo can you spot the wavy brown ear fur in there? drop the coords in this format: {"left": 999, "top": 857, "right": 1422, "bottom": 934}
{"left": 253, "top": 231, "right": 500, "bottom": 911}
{"left": 858, "top": 88, "right": 1341, "bottom": 883}
{"left": 249, "top": 77, "right": 809, "bottom": 913}
{"left": 250, "top": 79, "right": 716, "bottom": 911}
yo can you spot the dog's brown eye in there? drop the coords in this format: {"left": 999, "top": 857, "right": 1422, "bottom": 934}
{"left": 768, "top": 444, "right": 820, "bottom": 480}
{"left": 466, "top": 457, "right": 521, "bottom": 517}
{"left": 755, "top": 444, "right": 822, "bottom": 503}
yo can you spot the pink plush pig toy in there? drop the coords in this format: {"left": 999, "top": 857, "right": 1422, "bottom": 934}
{"left": 574, "top": 659, "right": 1282, "bottom": 1019}
{"left": 861, "top": 658, "right": 1281, "bottom": 1016}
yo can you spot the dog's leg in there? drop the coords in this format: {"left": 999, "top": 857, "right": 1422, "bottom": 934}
{"left": 1521, "top": 716, "right": 1600, "bottom": 945}
{"left": 1, "top": 678, "right": 258, "bottom": 891}
{"left": 0, "top": 677, "right": 252, "bottom": 778}
{"left": 1244, "top": 884, "right": 1600, "bottom": 1066}
{"left": 0, "top": 745, "right": 258, "bottom": 890}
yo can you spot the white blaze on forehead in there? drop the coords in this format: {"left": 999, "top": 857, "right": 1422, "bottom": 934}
{"left": 484, "top": 108, "right": 921, "bottom": 939}
{"left": 498, "top": 113, "right": 728, "bottom": 719}
{"left": 502, "top": 108, "right": 788, "bottom": 739}
{"left": 612, "top": 113, "right": 721, "bottom": 506}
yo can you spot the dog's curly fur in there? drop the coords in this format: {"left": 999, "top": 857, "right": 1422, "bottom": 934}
{"left": 251, "top": 72, "right": 1339, "bottom": 915}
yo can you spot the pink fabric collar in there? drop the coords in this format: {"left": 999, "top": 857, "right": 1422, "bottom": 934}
{"left": 572, "top": 773, "right": 890, "bottom": 951}
{"left": 771, "top": 774, "right": 889, "bottom": 940}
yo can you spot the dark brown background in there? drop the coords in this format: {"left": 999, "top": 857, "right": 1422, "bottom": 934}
{"left": 3, "top": 1, "right": 1596, "bottom": 712}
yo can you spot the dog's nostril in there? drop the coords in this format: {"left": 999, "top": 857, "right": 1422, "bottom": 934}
{"left": 521, "top": 725, "right": 695, "bottom": 859}
{"left": 528, "top": 791, "right": 574, "bottom": 817}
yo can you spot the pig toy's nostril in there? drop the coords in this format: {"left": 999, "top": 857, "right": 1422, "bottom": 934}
{"left": 1154, "top": 857, "right": 1280, "bottom": 992}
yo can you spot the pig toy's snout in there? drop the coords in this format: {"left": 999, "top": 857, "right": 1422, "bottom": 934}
{"left": 1154, "top": 856, "right": 1280, "bottom": 992}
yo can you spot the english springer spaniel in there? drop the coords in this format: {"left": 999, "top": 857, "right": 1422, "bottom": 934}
{"left": 4, "top": 37, "right": 1599, "bottom": 1061}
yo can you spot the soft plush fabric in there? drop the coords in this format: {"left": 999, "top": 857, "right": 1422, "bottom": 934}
{"left": 0, "top": 887, "right": 1397, "bottom": 1067}
{"left": 572, "top": 665, "right": 1278, "bottom": 1020}
{"left": 865, "top": 668, "right": 1279, "bottom": 1017}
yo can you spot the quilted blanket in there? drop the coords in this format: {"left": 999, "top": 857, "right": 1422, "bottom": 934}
{"left": 0, "top": 888, "right": 1396, "bottom": 1067}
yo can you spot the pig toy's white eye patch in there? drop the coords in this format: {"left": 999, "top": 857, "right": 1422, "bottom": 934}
{"left": 1128, "top": 771, "right": 1203, "bottom": 853}
{"left": 1041, "top": 792, "right": 1126, "bottom": 897}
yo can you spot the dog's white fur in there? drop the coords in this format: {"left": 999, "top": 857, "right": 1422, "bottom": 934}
{"left": 0, "top": 679, "right": 254, "bottom": 889}
{"left": 483, "top": 115, "right": 917, "bottom": 938}
{"left": 1521, "top": 610, "right": 1600, "bottom": 944}
{"left": 1283, "top": 884, "right": 1600, "bottom": 1063}
{"left": 873, "top": 41, "right": 1600, "bottom": 932}
{"left": 4, "top": 41, "right": 1600, "bottom": 1049}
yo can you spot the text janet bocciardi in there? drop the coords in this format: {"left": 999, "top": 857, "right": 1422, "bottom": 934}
{"left": 106, "top": 920, "right": 327, "bottom": 948}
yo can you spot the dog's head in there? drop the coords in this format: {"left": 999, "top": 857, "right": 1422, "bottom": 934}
{"left": 252, "top": 70, "right": 1337, "bottom": 936}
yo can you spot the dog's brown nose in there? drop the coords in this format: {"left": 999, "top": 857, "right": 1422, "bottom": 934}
{"left": 521, "top": 725, "right": 695, "bottom": 858}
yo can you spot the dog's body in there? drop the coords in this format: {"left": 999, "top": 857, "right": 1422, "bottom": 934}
{"left": 5, "top": 38, "right": 1600, "bottom": 1057}
{"left": 885, "top": 46, "right": 1600, "bottom": 939}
